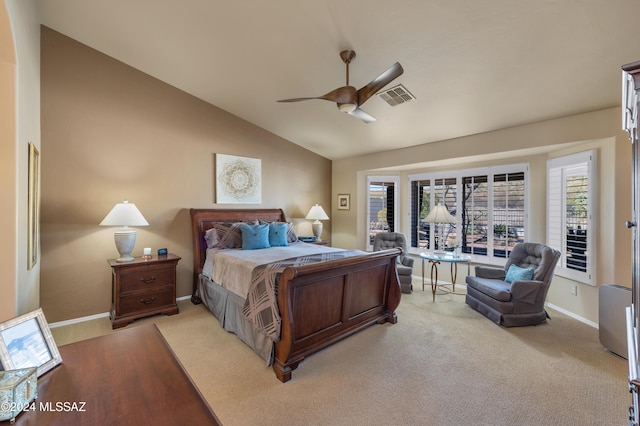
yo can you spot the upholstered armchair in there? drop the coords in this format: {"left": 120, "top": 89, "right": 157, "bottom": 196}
{"left": 373, "top": 232, "right": 414, "bottom": 293}
{"left": 465, "top": 242, "right": 560, "bottom": 326}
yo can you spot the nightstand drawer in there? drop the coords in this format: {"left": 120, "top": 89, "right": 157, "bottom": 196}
{"left": 119, "top": 286, "right": 175, "bottom": 316}
{"left": 120, "top": 266, "right": 175, "bottom": 293}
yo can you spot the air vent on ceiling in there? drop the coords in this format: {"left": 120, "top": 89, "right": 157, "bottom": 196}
{"left": 377, "top": 84, "right": 415, "bottom": 106}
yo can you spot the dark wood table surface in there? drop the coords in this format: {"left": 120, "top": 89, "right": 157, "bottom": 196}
{"left": 15, "top": 324, "right": 221, "bottom": 425}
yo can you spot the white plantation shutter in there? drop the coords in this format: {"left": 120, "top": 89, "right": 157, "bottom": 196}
{"left": 547, "top": 151, "right": 596, "bottom": 285}
{"left": 367, "top": 176, "right": 399, "bottom": 250}
{"left": 547, "top": 167, "right": 563, "bottom": 253}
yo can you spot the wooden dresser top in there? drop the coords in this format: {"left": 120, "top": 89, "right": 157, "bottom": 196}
{"left": 15, "top": 323, "right": 220, "bottom": 425}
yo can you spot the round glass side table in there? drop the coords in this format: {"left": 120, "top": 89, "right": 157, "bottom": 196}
{"left": 419, "top": 252, "right": 472, "bottom": 302}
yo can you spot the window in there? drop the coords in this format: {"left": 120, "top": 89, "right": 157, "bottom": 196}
{"left": 461, "top": 175, "right": 489, "bottom": 256}
{"left": 410, "top": 164, "right": 528, "bottom": 263}
{"left": 410, "top": 177, "right": 457, "bottom": 250}
{"left": 491, "top": 172, "right": 526, "bottom": 258}
{"left": 547, "top": 151, "right": 596, "bottom": 285}
{"left": 367, "top": 176, "right": 399, "bottom": 249}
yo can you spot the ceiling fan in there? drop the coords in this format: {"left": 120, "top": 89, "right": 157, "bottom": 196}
{"left": 277, "top": 50, "right": 403, "bottom": 123}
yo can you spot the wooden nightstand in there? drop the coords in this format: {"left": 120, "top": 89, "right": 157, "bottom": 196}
{"left": 108, "top": 254, "right": 180, "bottom": 329}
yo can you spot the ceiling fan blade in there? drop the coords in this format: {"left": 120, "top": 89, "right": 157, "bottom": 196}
{"left": 357, "top": 62, "right": 404, "bottom": 106}
{"left": 348, "top": 107, "right": 376, "bottom": 123}
{"left": 278, "top": 86, "right": 357, "bottom": 105}
{"left": 277, "top": 97, "right": 319, "bottom": 103}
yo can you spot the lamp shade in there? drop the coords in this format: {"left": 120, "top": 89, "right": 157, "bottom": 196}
{"left": 100, "top": 200, "right": 149, "bottom": 227}
{"left": 305, "top": 204, "right": 329, "bottom": 221}
{"left": 425, "top": 203, "right": 455, "bottom": 224}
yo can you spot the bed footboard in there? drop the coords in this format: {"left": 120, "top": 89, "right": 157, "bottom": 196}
{"left": 273, "top": 248, "right": 402, "bottom": 382}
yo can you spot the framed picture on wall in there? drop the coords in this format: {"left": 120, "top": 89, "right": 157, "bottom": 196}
{"left": 0, "top": 308, "right": 62, "bottom": 377}
{"left": 215, "top": 153, "right": 262, "bottom": 204}
{"left": 338, "top": 194, "right": 350, "bottom": 210}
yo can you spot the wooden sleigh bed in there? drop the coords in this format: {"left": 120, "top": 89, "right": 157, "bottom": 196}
{"left": 190, "top": 208, "right": 402, "bottom": 382}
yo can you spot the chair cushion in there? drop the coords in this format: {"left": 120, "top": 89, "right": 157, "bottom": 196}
{"left": 505, "top": 264, "right": 534, "bottom": 283}
{"left": 466, "top": 277, "right": 512, "bottom": 302}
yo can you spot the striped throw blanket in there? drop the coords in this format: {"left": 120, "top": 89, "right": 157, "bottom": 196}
{"left": 242, "top": 250, "right": 363, "bottom": 342}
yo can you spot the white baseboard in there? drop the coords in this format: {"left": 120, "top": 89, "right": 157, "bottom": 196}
{"left": 545, "top": 302, "right": 598, "bottom": 329}
{"left": 49, "top": 312, "right": 110, "bottom": 328}
{"left": 48, "top": 295, "right": 192, "bottom": 329}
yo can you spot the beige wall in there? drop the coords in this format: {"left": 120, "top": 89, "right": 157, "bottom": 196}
{"left": 2, "top": 0, "right": 41, "bottom": 321}
{"left": 0, "top": 0, "right": 17, "bottom": 321}
{"left": 40, "top": 28, "right": 331, "bottom": 322}
{"left": 332, "top": 108, "right": 632, "bottom": 324}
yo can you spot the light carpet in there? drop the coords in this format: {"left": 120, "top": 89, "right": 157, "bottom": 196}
{"left": 51, "top": 286, "right": 629, "bottom": 425}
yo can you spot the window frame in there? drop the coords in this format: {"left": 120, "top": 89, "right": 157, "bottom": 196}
{"left": 546, "top": 150, "right": 596, "bottom": 285}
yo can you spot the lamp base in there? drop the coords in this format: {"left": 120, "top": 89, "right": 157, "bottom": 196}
{"left": 311, "top": 221, "right": 323, "bottom": 241}
{"left": 113, "top": 228, "right": 137, "bottom": 262}
{"left": 115, "top": 255, "right": 136, "bottom": 263}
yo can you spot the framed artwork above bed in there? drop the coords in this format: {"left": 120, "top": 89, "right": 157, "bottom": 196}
{"left": 215, "top": 154, "right": 261, "bottom": 204}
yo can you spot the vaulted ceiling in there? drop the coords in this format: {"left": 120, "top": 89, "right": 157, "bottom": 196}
{"left": 36, "top": 0, "right": 640, "bottom": 160}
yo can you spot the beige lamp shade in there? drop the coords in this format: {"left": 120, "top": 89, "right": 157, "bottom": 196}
{"left": 100, "top": 200, "right": 149, "bottom": 262}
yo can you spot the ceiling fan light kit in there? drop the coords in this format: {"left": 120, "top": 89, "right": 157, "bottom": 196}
{"left": 278, "top": 50, "right": 403, "bottom": 123}
{"left": 338, "top": 103, "right": 357, "bottom": 113}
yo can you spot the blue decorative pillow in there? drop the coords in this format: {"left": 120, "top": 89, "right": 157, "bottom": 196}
{"left": 505, "top": 264, "right": 535, "bottom": 283}
{"left": 269, "top": 223, "right": 288, "bottom": 247}
{"left": 238, "top": 223, "right": 270, "bottom": 250}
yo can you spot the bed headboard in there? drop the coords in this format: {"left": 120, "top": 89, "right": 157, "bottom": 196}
{"left": 189, "top": 208, "right": 287, "bottom": 301}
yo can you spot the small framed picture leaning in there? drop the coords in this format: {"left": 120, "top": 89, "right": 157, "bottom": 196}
{"left": 0, "top": 308, "right": 62, "bottom": 377}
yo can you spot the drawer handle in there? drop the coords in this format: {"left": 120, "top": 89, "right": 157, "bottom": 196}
{"left": 140, "top": 276, "right": 156, "bottom": 284}
{"left": 140, "top": 297, "right": 156, "bottom": 305}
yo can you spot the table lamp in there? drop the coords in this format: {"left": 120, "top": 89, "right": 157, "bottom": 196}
{"left": 100, "top": 200, "right": 149, "bottom": 262}
{"left": 306, "top": 204, "right": 329, "bottom": 241}
{"left": 425, "top": 203, "right": 455, "bottom": 253}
